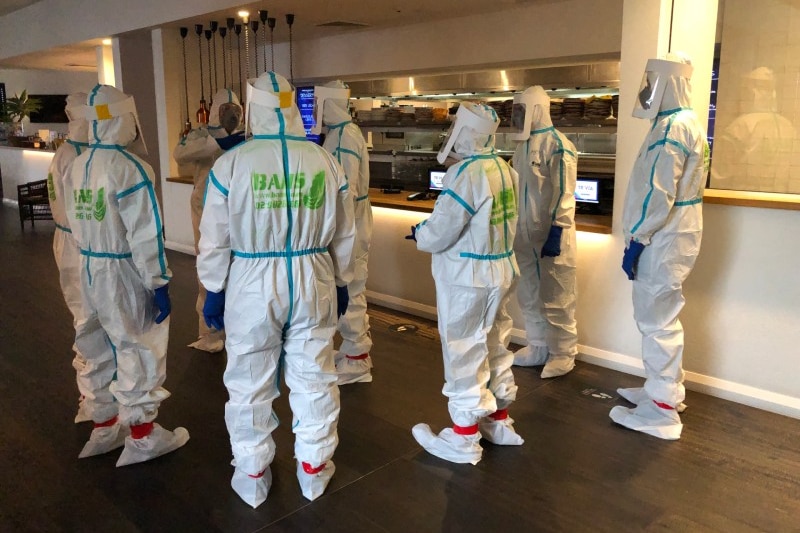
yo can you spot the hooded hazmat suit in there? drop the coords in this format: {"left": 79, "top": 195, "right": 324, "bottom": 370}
{"left": 47, "top": 92, "right": 107, "bottom": 423}
{"left": 65, "top": 84, "right": 189, "bottom": 463}
{"left": 611, "top": 54, "right": 709, "bottom": 440}
{"left": 511, "top": 86, "right": 579, "bottom": 378}
{"left": 319, "top": 80, "right": 374, "bottom": 384}
{"left": 411, "top": 102, "right": 522, "bottom": 465}
{"left": 173, "top": 88, "right": 243, "bottom": 352}
{"left": 197, "top": 71, "right": 355, "bottom": 506}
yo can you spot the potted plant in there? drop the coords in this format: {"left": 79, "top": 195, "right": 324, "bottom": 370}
{"left": 5, "top": 90, "right": 42, "bottom": 138}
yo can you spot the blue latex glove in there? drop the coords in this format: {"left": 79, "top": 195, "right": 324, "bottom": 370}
{"left": 336, "top": 285, "right": 349, "bottom": 318}
{"left": 154, "top": 285, "right": 171, "bottom": 324}
{"left": 541, "top": 225, "right": 563, "bottom": 257}
{"left": 405, "top": 224, "right": 417, "bottom": 241}
{"left": 203, "top": 289, "right": 226, "bottom": 330}
{"left": 215, "top": 132, "right": 246, "bottom": 151}
{"left": 622, "top": 239, "right": 646, "bottom": 280}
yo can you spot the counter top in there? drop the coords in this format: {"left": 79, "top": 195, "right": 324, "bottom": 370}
{"left": 368, "top": 189, "right": 612, "bottom": 234}
{"left": 166, "top": 176, "right": 194, "bottom": 185}
{"left": 0, "top": 144, "right": 55, "bottom": 153}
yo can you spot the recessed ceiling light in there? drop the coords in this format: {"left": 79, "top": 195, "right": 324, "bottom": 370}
{"left": 238, "top": 10, "right": 249, "bottom": 17}
{"left": 102, "top": 38, "right": 112, "bottom": 45}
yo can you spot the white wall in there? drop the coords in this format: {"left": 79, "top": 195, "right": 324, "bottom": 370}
{"left": 0, "top": 146, "right": 54, "bottom": 202}
{"left": 1, "top": 68, "right": 99, "bottom": 135}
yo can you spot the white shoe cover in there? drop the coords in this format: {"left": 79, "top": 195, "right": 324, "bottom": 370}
{"left": 188, "top": 337, "right": 225, "bottom": 353}
{"left": 609, "top": 401, "right": 683, "bottom": 440}
{"left": 411, "top": 423, "right": 483, "bottom": 465}
{"left": 78, "top": 423, "right": 129, "bottom": 458}
{"left": 297, "top": 460, "right": 336, "bottom": 501}
{"left": 540, "top": 355, "right": 576, "bottom": 378}
{"left": 116, "top": 424, "right": 190, "bottom": 467}
{"left": 478, "top": 417, "right": 524, "bottom": 446}
{"left": 617, "top": 387, "right": 687, "bottom": 413}
{"left": 74, "top": 399, "right": 92, "bottom": 424}
{"left": 231, "top": 467, "right": 272, "bottom": 508}
{"left": 334, "top": 352, "right": 373, "bottom": 385}
{"left": 513, "top": 345, "right": 549, "bottom": 367}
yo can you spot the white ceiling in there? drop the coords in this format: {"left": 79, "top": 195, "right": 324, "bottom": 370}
{"left": 0, "top": 0, "right": 554, "bottom": 72}
{"left": 0, "top": 0, "right": 42, "bottom": 17}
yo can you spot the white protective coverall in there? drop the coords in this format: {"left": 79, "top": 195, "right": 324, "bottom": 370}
{"left": 198, "top": 71, "right": 355, "bottom": 506}
{"left": 512, "top": 87, "right": 579, "bottom": 378}
{"left": 47, "top": 92, "right": 107, "bottom": 423}
{"left": 65, "top": 84, "right": 189, "bottom": 463}
{"left": 412, "top": 102, "right": 522, "bottom": 465}
{"left": 611, "top": 54, "right": 709, "bottom": 440}
{"left": 173, "top": 88, "right": 243, "bottom": 352}
{"left": 320, "top": 81, "right": 374, "bottom": 383}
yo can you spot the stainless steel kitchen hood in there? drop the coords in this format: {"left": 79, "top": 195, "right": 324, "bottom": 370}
{"left": 341, "top": 62, "right": 620, "bottom": 97}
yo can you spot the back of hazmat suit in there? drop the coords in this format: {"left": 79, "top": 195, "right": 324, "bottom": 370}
{"left": 610, "top": 53, "right": 709, "bottom": 440}
{"left": 47, "top": 92, "right": 102, "bottom": 423}
{"left": 510, "top": 86, "right": 579, "bottom": 378}
{"left": 411, "top": 102, "right": 523, "bottom": 465}
{"left": 173, "top": 88, "right": 243, "bottom": 353}
{"left": 197, "top": 72, "right": 355, "bottom": 507}
{"left": 65, "top": 84, "right": 189, "bottom": 465}
{"left": 315, "top": 80, "right": 374, "bottom": 384}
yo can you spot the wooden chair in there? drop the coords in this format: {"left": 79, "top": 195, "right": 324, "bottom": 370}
{"left": 17, "top": 179, "right": 52, "bottom": 230}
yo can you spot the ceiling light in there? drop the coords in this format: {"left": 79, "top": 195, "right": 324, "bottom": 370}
{"left": 102, "top": 38, "right": 112, "bottom": 45}
{"left": 238, "top": 10, "right": 249, "bottom": 18}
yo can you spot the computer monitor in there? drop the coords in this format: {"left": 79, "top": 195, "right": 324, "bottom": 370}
{"left": 429, "top": 168, "right": 446, "bottom": 191}
{"left": 575, "top": 178, "right": 600, "bottom": 204}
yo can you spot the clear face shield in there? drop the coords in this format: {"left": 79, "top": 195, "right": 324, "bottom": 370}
{"left": 310, "top": 85, "right": 350, "bottom": 135}
{"left": 80, "top": 95, "right": 148, "bottom": 154}
{"left": 509, "top": 86, "right": 549, "bottom": 141}
{"left": 245, "top": 78, "right": 295, "bottom": 138}
{"left": 218, "top": 102, "right": 243, "bottom": 134}
{"left": 632, "top": 58, "right": 693, "bottom": 120}
{"left": 436, "top": 103, "right": 499, "bottom": 165}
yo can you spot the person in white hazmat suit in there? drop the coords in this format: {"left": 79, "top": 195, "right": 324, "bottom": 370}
{"left": 46, "top": 92, "right": 99, "bottom": 423}
{"left": 313, "top": 80, "right": 374, "bottom": 384}
{"left": 173, "top": 87, "right": 244, "bottom": 353}
{"left": 611, "top": 53, "right": 709, "bottom": 440}
{"left": 408, "top": 102, "right": 523, "bottom": 465}
{"left": 509, "top": 86, "right": 579, "bottom": 378}
{"left": 197, "top": 71, "right": 356, "bottom": 507}
{"left": 64, "top": 84, "right": 189, "bottom": 465}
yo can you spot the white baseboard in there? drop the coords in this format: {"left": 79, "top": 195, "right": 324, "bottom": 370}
{"left": 165, "top": 240, "right": 196, "bottom": 255}
{"left": 366, "top": 290, "right": 800, "bottom": 420}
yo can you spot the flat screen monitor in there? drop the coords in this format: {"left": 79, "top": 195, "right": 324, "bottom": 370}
{"left": 575, "top": 178, "right": 600, "bottom": 204}
{"left": 295, "top": 86, "right": 320, "bottom": 144}
{"left": 429, "top": 169, "right": 446, "bottom": 191}
{"left": 29, "top": 94, "right": 69, "bottom": 123}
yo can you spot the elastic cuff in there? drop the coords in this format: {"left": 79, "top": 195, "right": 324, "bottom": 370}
{"left": 130, "top": 421, "right": 154, "bottom": 439}
{"left": 248, "top": 469, "right": 267, "bottom": 479}
{"left": 302, "top": 461, "right": 326, "bottom": 474}
{"left": 94, "top": 416, "right": 118, "bottom": 428}
{"left": 489, "top": 409, "right": 508, "bottom": 421}
{"left": 453, "top": 423, "right": 479, "bottom": 435}
{"left": 346, "top": 353, "right": 369, "bottom": 360}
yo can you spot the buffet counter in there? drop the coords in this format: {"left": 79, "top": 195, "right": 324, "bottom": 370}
{"left": 367, "top": 189, "right": 613, "bottom": 234}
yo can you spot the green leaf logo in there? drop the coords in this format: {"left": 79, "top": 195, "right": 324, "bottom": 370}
{"left": 47, "top": 173, "right": 56, "bottom": 200}
{"left": 302, "top": 171, "right": 326, "bottom": 210}
{"left": 94, "top": 187, "right": 106, "bottom": 221}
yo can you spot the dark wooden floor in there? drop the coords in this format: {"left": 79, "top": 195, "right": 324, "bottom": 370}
{"left": 1, "top": 203, "right": 799, "bottom": 533}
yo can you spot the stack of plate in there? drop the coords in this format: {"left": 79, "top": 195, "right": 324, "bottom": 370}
{"left": 562, "top": 98, "right": 585, "bottom": 120}
{"left": 611, "top": 95, "right": 620, "bottom": 117}
{"left": 372, "top": 108, "right": 388, "bottom": 122}
{"left": 585, "top": 97, "right": 612, "bottom": 119}
{"left": 385, "top": 108, "right": 403, "bottom": 124}
{"left": 356, "top": 109, "right": 374, "bottom": 123}
{"left": 415, "top": 107, "right": 434, "bottom": 123}
{"left": 550, "top": 99, "right": 564, "bottom": 121}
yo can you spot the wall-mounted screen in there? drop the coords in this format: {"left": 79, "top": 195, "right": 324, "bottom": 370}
{"left": 575, "top": 178, "right": 600, "bottom": 203}
{"left": 29, "top": 94, "right": 69, "bottom": 123}
{"left": 429, "top": 168, "right": 446, "bottom": 191}
{"left": 295, "top": 86, "right": 320, "bottom": 143}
